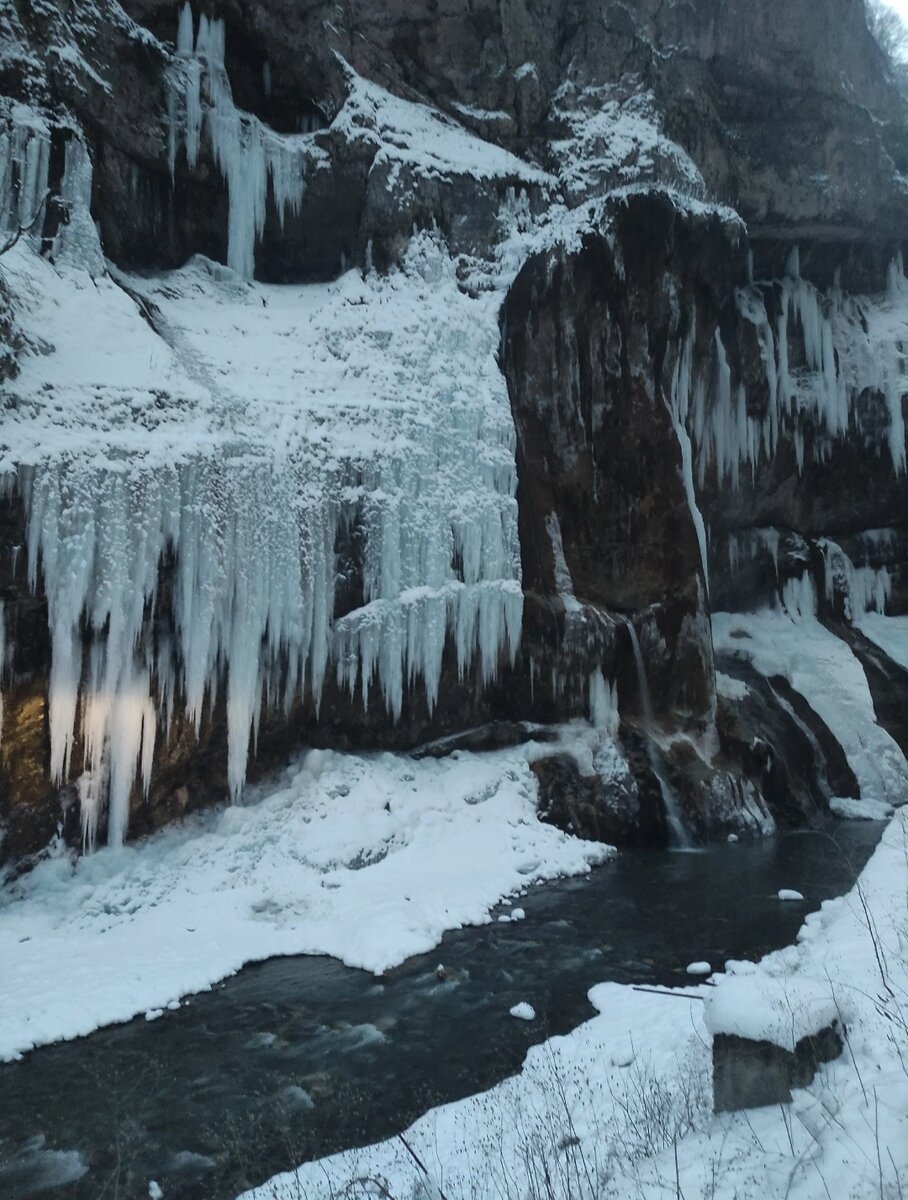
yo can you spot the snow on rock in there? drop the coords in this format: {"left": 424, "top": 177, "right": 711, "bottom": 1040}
{"left": 829, "top": 795, "right": 894, "bottom": 820}
{"left": 550, "top": 83, "right": 704, "bottom": 203}
{"left": 333, "top": 67, "right": 552, "bottom": 189}
{"left": 703, "top": 973, "right": 839, "bottom": 1052}
{"left": 715, "top": 672, "right": 749, "bottom": 701}
{"left": 2, "top": 234, "right": 523, "bottom": 847}
{"left": 686, "top": 961, "right": 712, "bottom": 976}
{"left": 0, "top": 746, "right": 612, "bottom": 1061}
{"left": 712, "top": 607, "right": 908, "bottom": 809}
{"left": 856, "top": 613, "right": 908, "bottom": 670}
{"left": 509, "top": 1002, "right": 536, "bottom": 1021}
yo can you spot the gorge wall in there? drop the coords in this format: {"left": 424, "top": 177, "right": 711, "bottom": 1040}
{"left": 1, "top": 0, "right": 907, "bottom": 862}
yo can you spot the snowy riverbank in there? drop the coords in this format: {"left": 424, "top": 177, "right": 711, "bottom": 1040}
{"left": 240, "top": 805, "right": 908, "bottom": 1200}
{"left": 0, "top": 746, "right": 611, "bottom": 1062}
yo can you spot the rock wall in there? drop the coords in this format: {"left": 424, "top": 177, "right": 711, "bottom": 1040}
{"left": 0, "top": 0, "right": 907, "bottom": 861}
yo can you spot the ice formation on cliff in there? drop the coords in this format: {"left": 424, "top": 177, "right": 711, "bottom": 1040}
{"left": 167, "top": 3, "right": 312, "bottom": 279}
{"left": 1, "top": 203, "right": 523, "bottom": 847}
{"left": 0, "top": 104, "right": 49, "bottom": 242}
{"left": 683, "top": 249, "right": 908, "bottom": 485}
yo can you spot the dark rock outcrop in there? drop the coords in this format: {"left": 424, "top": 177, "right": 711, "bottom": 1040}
{"left": 713, "top": 1023, "right": 844, "bottom": 1113}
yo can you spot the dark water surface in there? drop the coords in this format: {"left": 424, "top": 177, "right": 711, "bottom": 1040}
{"left": 0, "top": 820, "right": 884, "bottom": 1200}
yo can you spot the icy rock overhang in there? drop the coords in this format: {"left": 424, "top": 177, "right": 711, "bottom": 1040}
{"left": 164, "top": 3, "right": 553, "bottom": 281}
{"left": 0, "top": 219, "right": 523, "bottom": 850}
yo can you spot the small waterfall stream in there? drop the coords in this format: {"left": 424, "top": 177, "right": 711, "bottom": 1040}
{"left": 623, "top": 620, "right": 693, "bottom": 848}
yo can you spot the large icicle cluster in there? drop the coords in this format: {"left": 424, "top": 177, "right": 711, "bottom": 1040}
{"left": 166, "top": 3, "right": 315, "bottom": 279}
{"left": 720, "top": 527, "right": 895, "bottom": 622}
{"left": 674, "top": 249, "right": 908, "bottom": 488}
{"left": 2, "top": 231, "right": 522, "bottom": 850}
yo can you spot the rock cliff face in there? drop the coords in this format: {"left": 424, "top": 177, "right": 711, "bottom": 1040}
{"left": 0, "top": 0, "right": 906, "bottom": 862}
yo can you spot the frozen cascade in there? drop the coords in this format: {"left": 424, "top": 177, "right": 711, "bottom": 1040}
{"left": 669, "top": 317, "right": 710, "bottom": 592}
{"left": 820, "top": 539, "right": 891, "bottom": 621}
{"left": 622, "top": 619, "right": 692, "bottom": 848}
{"left": 687, "top": 254, "right": 908, "bottom": 486}
{"left": 167, "top": 3, "right": 311, "bottom": 279}
{"left": 17, "top": 448, "right": 521, "bottom": 850}
{"left": 781, "top": 573, "right": 818, "bottom": 620}
{"left": 0, "top": 105, "right": 50, "bottom": 239}
{"left": 588, "top": 668, "right": 619, "bottom": 737}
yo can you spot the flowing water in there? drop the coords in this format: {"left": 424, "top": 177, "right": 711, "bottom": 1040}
{"left": 0, "top": 819, "right": 884, "bottom": 1200}
{"left": 623, "top": 621, "right": 692, "bottom": 847}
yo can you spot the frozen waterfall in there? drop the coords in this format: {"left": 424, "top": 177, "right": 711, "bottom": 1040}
{"left": 0, "top": 223, "right": 524, "bottom": 851}
{"left": 675, "top": 251, "right": 908, "bottom": 487}
{"left": 167, "top": 3, "right": 312, "bottom": 279}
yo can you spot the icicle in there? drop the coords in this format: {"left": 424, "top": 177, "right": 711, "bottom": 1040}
{"left": 176, "top": 2, "right": 194, "bottom": 55}
{"left": 669, "top": 321, "right": 709, "bottom": 593}
{"left": 589, "top": 668, "right": 619, "bottom": 737}
{"left": 166, "top": 13, "right": 308, "bottom": 279}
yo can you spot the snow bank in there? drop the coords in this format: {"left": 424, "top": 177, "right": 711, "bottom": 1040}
{"left": 0, "top": 746, "right": 612, "bottom": 1061}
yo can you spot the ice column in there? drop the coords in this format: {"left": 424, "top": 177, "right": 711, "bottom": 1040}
{"left": 0, "top": 107, "right": 50, "bottom": 239}
{"left": 167, "top": 3, "right": 308, "bottom": 279}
